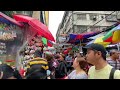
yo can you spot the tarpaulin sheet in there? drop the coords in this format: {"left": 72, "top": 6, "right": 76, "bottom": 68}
{"left": 0, "top": 12, "right": 23, "bottom": 26}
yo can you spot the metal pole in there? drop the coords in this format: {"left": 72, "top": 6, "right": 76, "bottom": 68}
{"left": 72, "top": 11, "right": 74, "bottom": 33}
{"left": 117, "top": 43, "right": 120, "bottom": 51}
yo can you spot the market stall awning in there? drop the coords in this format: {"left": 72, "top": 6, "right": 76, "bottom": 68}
{"left": 87, "top": 36, "right": 110, "bottom": 47}
{"left": 0, "top": 12, "right": 23, "bottom": 27}
{"left": 78, "top": 31, "right": 102, "bottom": 39}
{"left": 103, "top": 24, "right": 120, "bottom": 44}
{"left": 13, "top": 14, "right": 55, "bottom": 42}
{"left": 67, "top": 31, "right": 101, "bottom": 44}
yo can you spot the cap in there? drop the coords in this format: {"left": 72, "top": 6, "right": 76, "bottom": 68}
{"left": 84, "top": 43, "right": 106, "bottom": 55}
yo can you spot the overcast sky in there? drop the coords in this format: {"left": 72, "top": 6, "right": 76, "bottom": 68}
{"left": 49, "top": 11, "right": 64, "bottom": 41}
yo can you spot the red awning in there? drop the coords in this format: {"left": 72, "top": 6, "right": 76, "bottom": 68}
{"left": 5, "top": 60, "right": 15, "bottom": 62}
{"left": 0, "top": 12, "right": 23, "bottom": 27}
{"left": 13, "top": 14, "right": 55, "bottom": 42}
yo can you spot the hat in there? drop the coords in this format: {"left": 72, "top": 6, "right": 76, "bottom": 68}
{"left": 84, "top": 43, "right": 106, "bottom": 55}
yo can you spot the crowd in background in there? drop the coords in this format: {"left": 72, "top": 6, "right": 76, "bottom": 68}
{"left": 0, "top": 43, "right": 120, "bottom": 79}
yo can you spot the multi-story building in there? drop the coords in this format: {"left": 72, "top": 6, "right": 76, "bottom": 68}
{"left": 56, "top": 11, "right": 120, "bottom": 43}
{"left": 14, "top": 11, "right": 49, "bottom": 26}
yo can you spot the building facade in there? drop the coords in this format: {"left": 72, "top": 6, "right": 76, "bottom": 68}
{"left": 56, "top": 11, "right": 120, "bottom": 43}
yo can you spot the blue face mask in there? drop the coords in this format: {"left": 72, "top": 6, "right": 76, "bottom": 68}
{"left": 47, "top": 70, "right": 51, "bottom": 76}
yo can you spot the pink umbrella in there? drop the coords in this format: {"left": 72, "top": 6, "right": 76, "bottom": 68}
{"left": 13, "top": 14, "right": 55, "bottom": 41}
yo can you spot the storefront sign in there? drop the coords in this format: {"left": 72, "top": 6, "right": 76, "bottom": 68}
{"left": 0, "top": 30, "right": 16, "bottom": 41}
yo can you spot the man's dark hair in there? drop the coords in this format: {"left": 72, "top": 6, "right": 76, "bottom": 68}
{"left": 109, "top": 49, "right": 118, "bottom": 56}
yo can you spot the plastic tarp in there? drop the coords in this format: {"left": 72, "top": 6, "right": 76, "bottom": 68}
{"left": 13, "top": 14, "right": 55, "bottom": 42}
{"left": 0, "top": 12, "right": 23, "bottom": 27}
{"left": 67, "top": 31, "right": 101, "bottom": 44}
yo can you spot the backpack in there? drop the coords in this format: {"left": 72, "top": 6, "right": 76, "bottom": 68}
{"left": 55, "top": 61, "right": 67, "bottom": 78}
{"left": 109, "top": 68, "right": 116, "bottom": 79}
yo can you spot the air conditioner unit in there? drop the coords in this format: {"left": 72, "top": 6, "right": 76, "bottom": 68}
{"left": 93, "top": 16, "right": 97, "bottom": 21}
{"left": 117, "top": 15, "right": 120, "bottom": 20}
{"left": 101, "top": 16, "right": 104, "bottom": 19}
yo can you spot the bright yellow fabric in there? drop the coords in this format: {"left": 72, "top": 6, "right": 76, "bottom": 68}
{"left": 88, "top": 64, "right": 120, "bottom": 79}
{"left": 94, "top": 36, "right": 110, "bottom": 47}
{"left": 112, "top": 30, "right": 120, "bottom": 43}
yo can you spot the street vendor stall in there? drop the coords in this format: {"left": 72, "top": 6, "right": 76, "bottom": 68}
{"left": 13, "top": 14, "right": 55, "bottom": 69}
{"left": 0, "top": 12, "right": 24, "bottom": 66}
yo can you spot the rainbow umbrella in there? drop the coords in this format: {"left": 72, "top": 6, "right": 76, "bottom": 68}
{"left": 103, "top": 24, "right": 120, "bottom": 44}
{"left": 94, "top": 36, "right": 110, "bottom": 47}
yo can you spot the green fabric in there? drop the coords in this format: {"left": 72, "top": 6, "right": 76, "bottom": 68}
{"left": 72, "top": 47, "right": 79, "bottom": 51}
{"left": 103, "top": 30, "right": 113, "bottom": 40}
{"left": 42, "top": 37, "right": 47, "bottom": 45}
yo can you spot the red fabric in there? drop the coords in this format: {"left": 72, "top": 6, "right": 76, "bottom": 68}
{"left": 13, "top": 14, "right": 55, "bottom": 42}
{"left": 47, "top": 41, "right": 53, "bottom": 47}
{"left": 19, "top": 68, "right": 25, "bottom": 77}
{"left": 63, "top": 50, "right": 69, "bottom": 55}
{"left": 75, "top": 34, "right": 83, "bottom": 40}
{"left": 0, "top": 12, "right": 23, "bottom": 27}
{"left": 104, "top": 37, "right": 112, "bottom": 42}
{"left": 67, "top": 48, "right": 72, "bottom": 51}
{"left": 5, "top": 60, "right": 15, "bottom": 62}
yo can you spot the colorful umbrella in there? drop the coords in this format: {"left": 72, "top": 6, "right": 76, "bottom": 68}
{"left": 0, "top": 12, "right": 23, "bottom": 27}
{"left": 103, "top": 24, "right": 120, "bottom": 44}
{"left": 87, "top": 36, "right": 110, "bottom": 47}
{"left": 13, "top": 14, "right": 55, "bottom": 42}
{"left": 94, "top": 36, "right": 110, "bottom": 47}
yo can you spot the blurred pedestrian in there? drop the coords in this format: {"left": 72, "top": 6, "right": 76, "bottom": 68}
{"left": 25, "top": 58, "right": 48, "bottom": 79}
{"left": 107, "top": 49, "right": 120, "bottom": 70}
{"left": 55, "top": 53, "right": 67, "bottom": 79}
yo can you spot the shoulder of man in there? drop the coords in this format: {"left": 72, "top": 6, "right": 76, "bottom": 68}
{"left": 114, "top": 70, "right": 120, "bottom": 79}
{"left": 88, "top": 66, "right": 95, "bottom": 74}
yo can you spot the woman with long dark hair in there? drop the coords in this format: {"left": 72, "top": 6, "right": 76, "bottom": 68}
{"left": 55, "top": 53, "right": 68, "bottom": 79}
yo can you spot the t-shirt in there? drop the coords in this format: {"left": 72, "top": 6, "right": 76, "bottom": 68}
{"left": 107, "top": 57, "right": 120, "bottom": 70}
{"left": 88, "top": 64, "right": 120, "bottom": 79}
{"left": 68, "top": 70, "right": 88, "bottom": 79}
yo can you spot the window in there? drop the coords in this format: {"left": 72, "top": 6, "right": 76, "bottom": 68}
{"left": 73, "top": 26, "right": 87, "bottom": 33}
{"left": 90, "top": 26, "right": 100, "bottom": 31}
{"left": 77, "top": 14, "right": 86, "bottom": 20}
{"left": 79, "top": 26, "right": 87, "bottom": 33}
{"left": 89, "top": 14, "right": 97, "bottom": 21}
{"left": 73, "top": 26, "right": 78, "bottom": 31}
{"left": 106, "top": 15, "right": 117, "bottom": 21}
